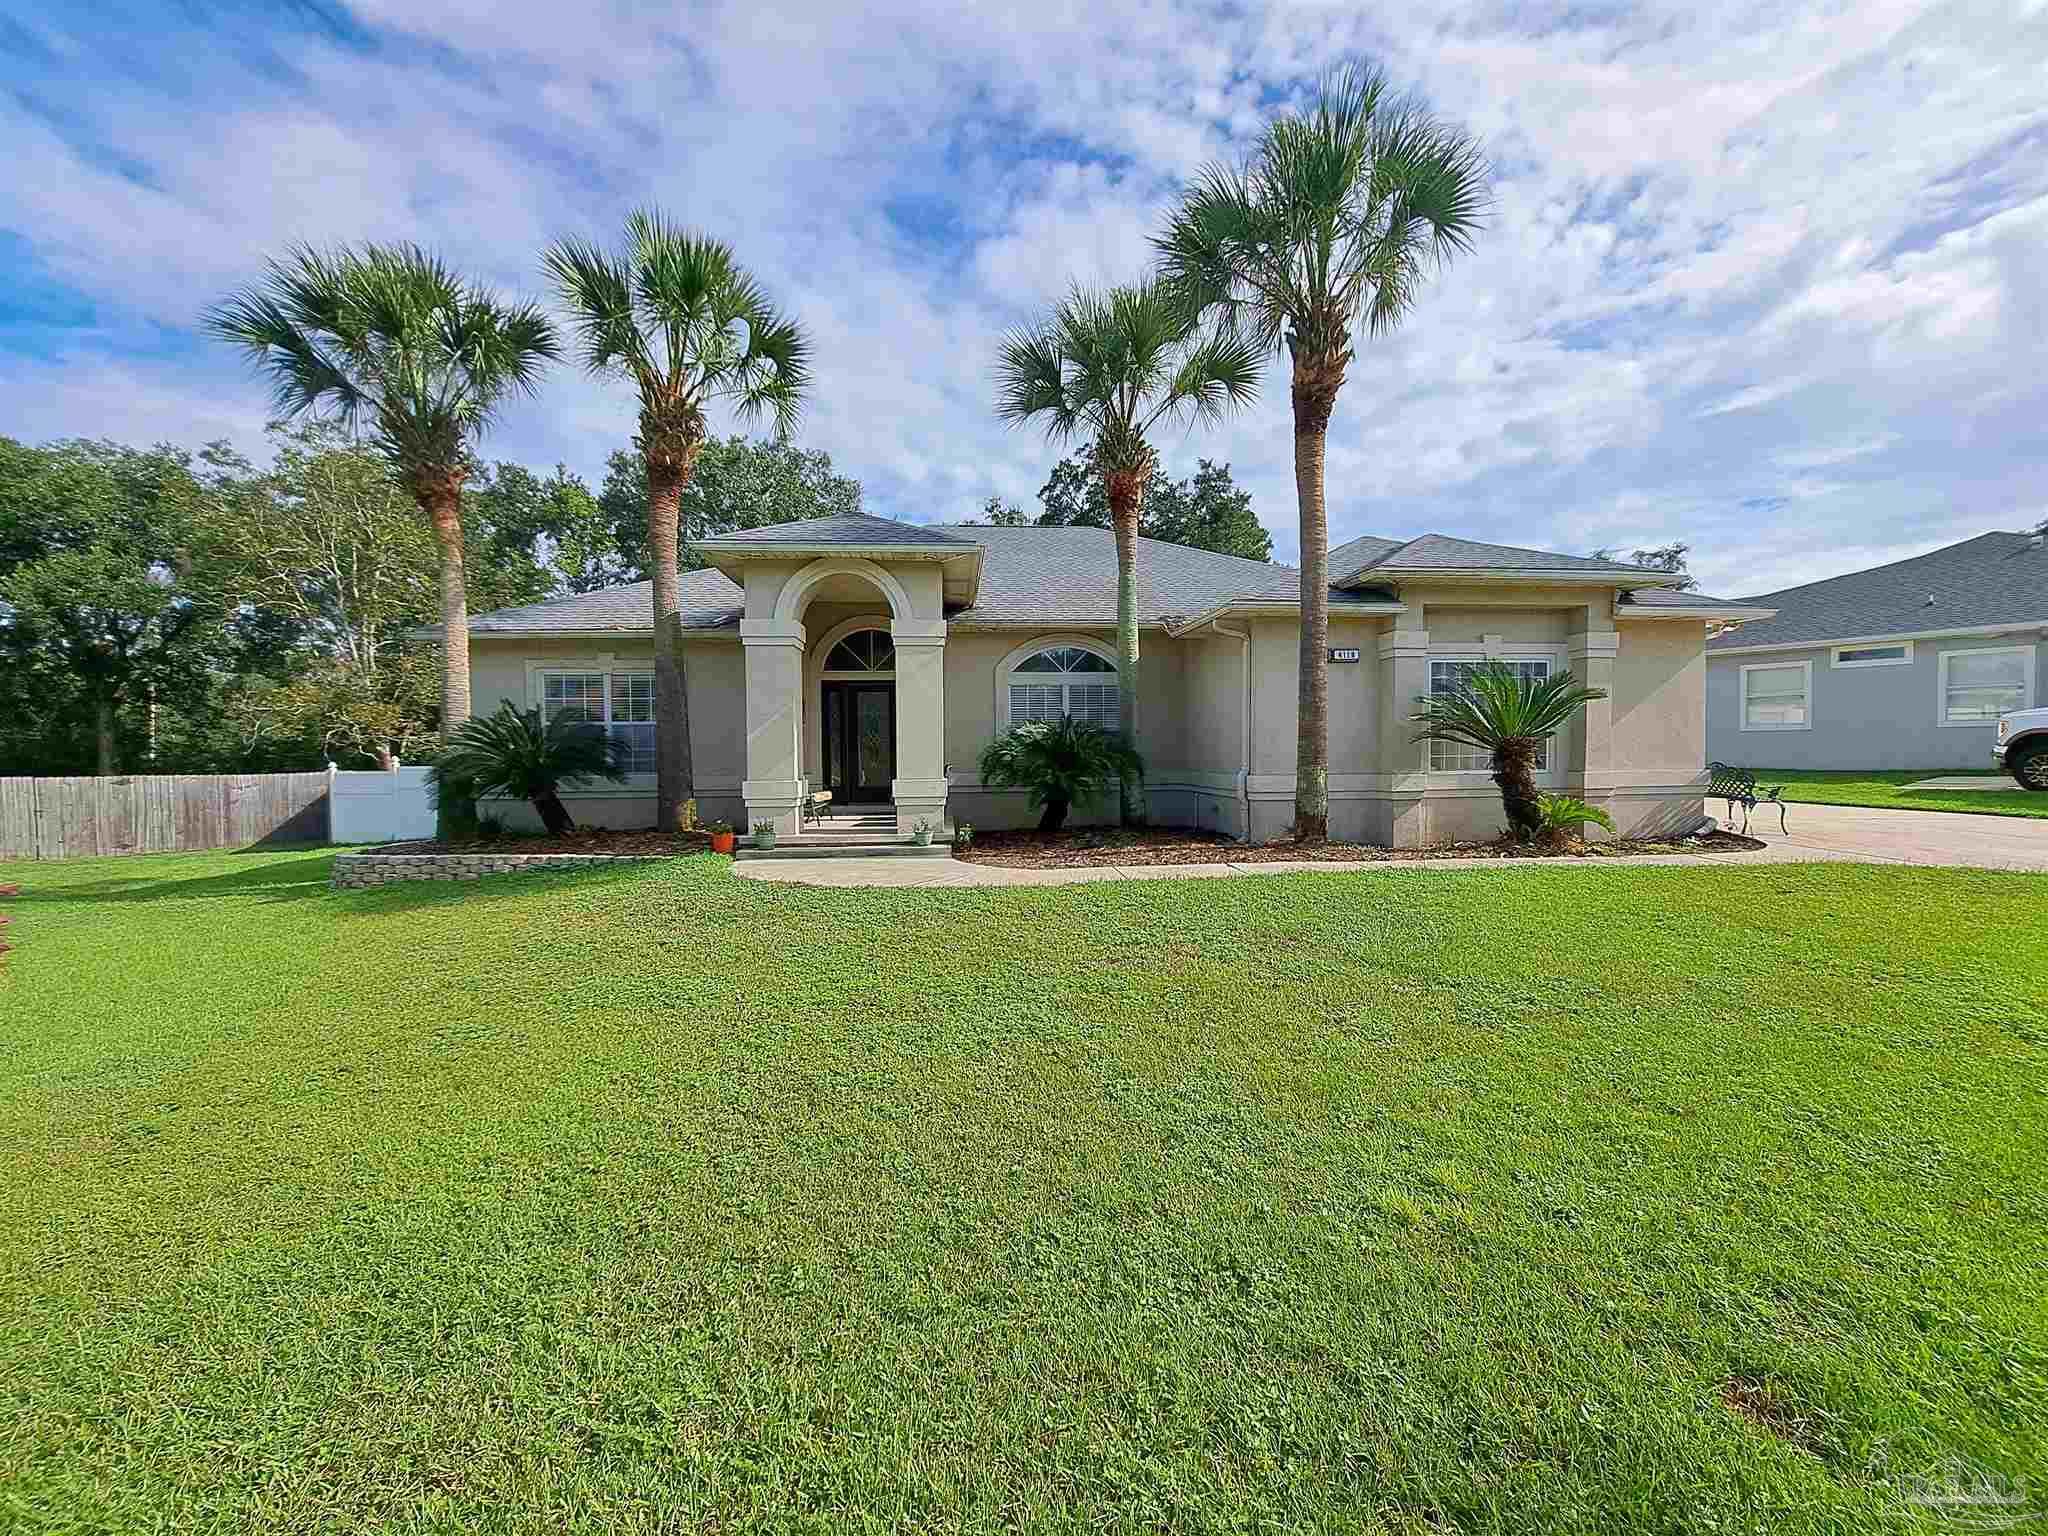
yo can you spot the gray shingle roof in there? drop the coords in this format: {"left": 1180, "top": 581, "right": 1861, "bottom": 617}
{"left": 462, "top": 523, "right": 1750, "bottom": 637}
{"left": 699, "top": 513, "right": 975, "bottom": 548}
{"left": 931, "top": 525, "right": 1392, "bottom": 627}
{"left": 1340, "top": 533, "right": 1662, "bottom": 581}
{"left": 1328, "top": 534, "right": 1405, "bottom": 583}
{"left": 1706, "top": 532, "right": 2048, "bottom": 650}
{"left": 467, "top": 568, "right": 741, "bottom": 633}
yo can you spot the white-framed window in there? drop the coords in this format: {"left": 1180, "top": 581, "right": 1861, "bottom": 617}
{"left": 1937, "top": 645, "right": 2034, "bottom": 727}
{"left": 1005, "top": 644, "right": 1120, "bottom": 731}
{"left": 539, "top": 669, "right": 656, "bottom": 773}
{"left": 1427, "top": 654, "right": 1560, "bottom": 775}
{"left": 1832, "top": 641, "right": 1913, "bottom": 668}
{"left": 1739, "top": 660, "right": 1813, "bottom": 731}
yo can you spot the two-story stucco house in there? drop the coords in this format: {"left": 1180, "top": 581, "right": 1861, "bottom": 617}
{"left": 459, "top": 514, "right": 1770, "bottom": 844}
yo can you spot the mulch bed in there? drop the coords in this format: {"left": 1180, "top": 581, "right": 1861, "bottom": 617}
{"left": 955, "top": 826, "right": 1766, "bottom": 868}
{"left": 374, "top": 828, "right": 710, "bottom": 857}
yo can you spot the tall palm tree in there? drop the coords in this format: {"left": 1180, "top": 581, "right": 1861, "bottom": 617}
{"left": 207, "top": 243, "right": 557, "bottom": 742}
{"left": 544, "top": 211, "right": 810, "bottom": 831}
{"left": 1156, "top": 64, "right": 1488, "bottom": 841}
{"left": 995, "top": 281, "right": 1259, "bottom": 822}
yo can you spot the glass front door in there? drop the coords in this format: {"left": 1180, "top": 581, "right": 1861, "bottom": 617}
{"left": 821, "top": 682, "right": 895, "bottom": 803}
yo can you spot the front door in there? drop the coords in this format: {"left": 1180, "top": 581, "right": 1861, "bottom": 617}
{"left": 820, "top": 682, "right": 895, "bottom": 803}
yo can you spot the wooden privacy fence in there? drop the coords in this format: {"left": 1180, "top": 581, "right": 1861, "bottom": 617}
{"left": 0, "top": 772, "right": 332, "bottom": 859}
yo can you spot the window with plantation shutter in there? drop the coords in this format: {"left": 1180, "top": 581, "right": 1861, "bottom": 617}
{"left": 1003, "top": 645, "right": 1120, "bottom": 731}
{"left": 538, "top": 668, "right": 656, "bottom": 775}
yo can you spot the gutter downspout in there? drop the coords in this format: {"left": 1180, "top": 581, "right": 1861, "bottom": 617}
{"left": 1209, "top": 618, "right": 1252, "bottom": 841}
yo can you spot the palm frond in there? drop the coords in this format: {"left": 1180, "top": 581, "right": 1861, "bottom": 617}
{"left": 427, "top": 702, "right": 629, "bottom": 805}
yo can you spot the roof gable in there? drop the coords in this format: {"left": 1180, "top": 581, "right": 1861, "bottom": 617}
{"left": 699, "top": 513, "right": 975, "bottom": 548}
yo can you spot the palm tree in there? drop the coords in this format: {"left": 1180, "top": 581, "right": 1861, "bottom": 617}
{"left": 544, "top": 211, "right": 811, "bottom": 831}
{"left": 1156, "top": 64, "right": 1489, "bottom": 841}
{"left": 427, "top": 702, "right": 629, "bottom": 837}
{"left": 977, "top": 717, "right": 1145, "bottom": 833}
{"left": 1409, "top": 662, "right": 1605, "bottom": 842}
{"left": 206, "top": 243, "right": 557, "bottom": 742}
{"left": 995, "top": 282, "right": 1259, "bottom": 822}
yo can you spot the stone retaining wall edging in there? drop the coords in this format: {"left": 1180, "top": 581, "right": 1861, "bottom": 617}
{"left": 331, "top": 852, "right": 668, "bottom": 889}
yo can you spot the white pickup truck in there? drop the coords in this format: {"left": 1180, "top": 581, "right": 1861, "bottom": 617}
{"left": 1994, "top": 707, "right": 2048, "bottom": 789}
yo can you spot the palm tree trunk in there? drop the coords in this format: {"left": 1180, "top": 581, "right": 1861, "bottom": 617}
{"left": 532, "top": 789, "right": 574, "bottom": 837}
{"left": 94, "top": 694, "right": 118, "bottom": 776}
{"left": 1493, "top": 740, "right": 1542, "bottom": 841}
{"left": 1291, "top": 362, "right": 1340, "bottom": 843}
{"left": 423, "top": 478, "right": 470, "bottom": 736}
{"left": 1106, "top": 469, "right": 1145, "bottom": 826}
{"left": 646, "top": 448, "right": 699, "bottom": 831}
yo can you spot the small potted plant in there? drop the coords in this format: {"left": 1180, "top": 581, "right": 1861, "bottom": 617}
{"left": 911, "top": 818, "right": 938, "bottom": 847}
{"left": 752, "top": 819, "right": 778, "bottom": 850}
{"left": 705, "top": 820, "right": 735, "bottom": 855}
{"left": 952, "top": 821, "right": 973, "bottom": 851}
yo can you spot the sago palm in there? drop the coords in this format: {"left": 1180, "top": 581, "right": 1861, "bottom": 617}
{"left": 1410, "top": 662, "right": 1605, "bottom": 842}
{"left": 1157, "top": 63, "right": 1488, "bottom": 842}
{"left": 427, "top": 702, "right": 630, "bottom": 838}
{"left": 206, "top": 243, "right": 557, "bottom": 739}
{"left": 544, "top": 211, "right": 810, "bottom": 830}
{"left": 977, "top": 717, "right": 1145, "bottom": 833}
{"left": 995, "top": 281, "right": 1259, "bottom": 822}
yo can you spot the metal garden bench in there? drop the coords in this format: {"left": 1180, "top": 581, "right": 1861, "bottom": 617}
{"left": 799, "top": 790, "right": 834, "bottom": 829}
{"left": 1707, "top": 762, "right": 1788, "bottom": 834}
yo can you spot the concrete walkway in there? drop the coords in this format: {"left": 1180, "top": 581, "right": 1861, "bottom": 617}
{"left": 731, "top": 801, "right": 2048, "bottom": 887}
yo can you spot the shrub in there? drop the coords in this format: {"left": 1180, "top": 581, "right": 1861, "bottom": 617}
{"left": 1536, "top": 792, "right": 1616, "bottom": 841}
{"left": 426, "top": 703, "right": 628, "bottom": 838}
{"left": 977, "top": 718, "right": 1144, "bottom": 832}
{"left": 1410, "top": 663, "right": 1608, "bottom": 841}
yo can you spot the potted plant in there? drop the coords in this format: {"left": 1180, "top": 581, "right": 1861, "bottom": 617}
{"left": 752, "top": 819, "right": 777, "bottom": 850}
{"left": 952, "top": 821, "right": 973, "bottom": 851}
{"left": 911, "top": 818, "right": 938, "bottom": 847}
{"left": 705, "top": 820, "right": 735, "bottom": 854}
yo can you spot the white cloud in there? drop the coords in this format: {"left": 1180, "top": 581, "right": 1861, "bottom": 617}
{"left": 2, "top": 0, "right": 2045, "bottom": 595}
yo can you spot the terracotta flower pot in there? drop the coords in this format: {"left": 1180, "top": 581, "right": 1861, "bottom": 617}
{"left": 709, "top": 831, "right": 736, "bottom": 854}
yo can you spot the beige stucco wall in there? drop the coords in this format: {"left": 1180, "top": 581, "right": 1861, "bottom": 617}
{"left": 469, "top": 634, "right": 746, "bottom": 831}
{"left": 467, "top": 567, "right": 1713, "bottom": 845}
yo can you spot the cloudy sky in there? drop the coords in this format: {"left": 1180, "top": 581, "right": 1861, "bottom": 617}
{"left": 4, "top": 0, "right": 2044, "bottom": 596}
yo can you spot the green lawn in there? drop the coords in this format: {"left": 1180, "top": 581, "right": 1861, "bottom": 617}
{"left": 3, "top": 850, "right": 2044, "bottom": 1533}
{"left": 1758, "top": 767, "right": 2048, "bottom": 818}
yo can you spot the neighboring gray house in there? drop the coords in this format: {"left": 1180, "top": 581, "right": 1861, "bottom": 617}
{"left": 1707, "top": 531, "right": 2048, "bottom": 771}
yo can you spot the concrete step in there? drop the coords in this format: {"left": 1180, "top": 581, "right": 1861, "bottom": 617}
{"left": 734, "top": 839, "right": 953, "bottom": 862}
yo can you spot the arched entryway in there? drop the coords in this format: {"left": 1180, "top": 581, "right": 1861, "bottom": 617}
{"left": 817, "top": 626, "right": 896, "bottom": 803}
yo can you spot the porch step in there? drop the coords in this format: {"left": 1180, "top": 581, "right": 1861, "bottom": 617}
{"left": 734, "top": 838, "right": 953, "bottom": 862}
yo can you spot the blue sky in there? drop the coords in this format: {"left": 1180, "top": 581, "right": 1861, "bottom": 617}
{"left": 3, "top": 0, "right": 2044, "bottom": 596}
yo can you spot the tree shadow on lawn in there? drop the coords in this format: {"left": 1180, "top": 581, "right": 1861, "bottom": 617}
{"left": 3, "top": 851, "right": 343, "bottom": 907}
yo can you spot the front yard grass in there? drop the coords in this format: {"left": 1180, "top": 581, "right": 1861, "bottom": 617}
{"left": 3, "top": 850, "right": 2044, "bottom": 1533}
{"left": 1757, "top": 767, "right": 2048, "bottom": 818}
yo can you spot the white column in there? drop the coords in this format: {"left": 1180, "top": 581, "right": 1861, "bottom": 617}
{"left": 890, "top": 617, "right": 949, "bottom": 835}
{"left": 1567, "top": 628, "right": 1620, "bottom": 840}
{"left": 740, "top": 619, "right": 806, "bottom": 836}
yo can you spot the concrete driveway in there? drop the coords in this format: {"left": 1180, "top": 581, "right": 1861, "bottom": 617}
{"left": 1740, "top": 800, "right": 2048, "bottom": 872}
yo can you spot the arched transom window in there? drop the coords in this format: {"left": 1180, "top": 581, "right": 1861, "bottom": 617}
{"left": 1008, "top": 644, "right": 1118, "bottom": 730}
{"left": 822, "top": 629, "right": 894, "bottom": 674}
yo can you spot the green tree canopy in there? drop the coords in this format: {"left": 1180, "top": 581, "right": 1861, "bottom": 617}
{"left": 1029, "top": 445, "right": 1271, "bottom": 561}
{"left": 0, "top": 438, "right": 230, "bottom": 774}
{"left": 596, "top": 436, "right": 862, "bottom": 576}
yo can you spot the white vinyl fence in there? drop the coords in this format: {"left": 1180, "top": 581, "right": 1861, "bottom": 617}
{"left": 329, "top": 767, "right": 436, "bottom": 845}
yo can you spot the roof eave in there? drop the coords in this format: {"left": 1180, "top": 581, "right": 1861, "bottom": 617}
{"left": 1709, "top": 617, "right": 2048, "bottom": 655}
{"left": 1164, "top": 597, "right": 1407, "bottom": 637}
{"left": 695, "top": 542, "right": 984, "bottom": 607}
{"left": 1620, "top": 605, "right": 1777, "bottom": 622}
{"left": 1363, "top": 568, "right": 1681, "bottom": 588}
